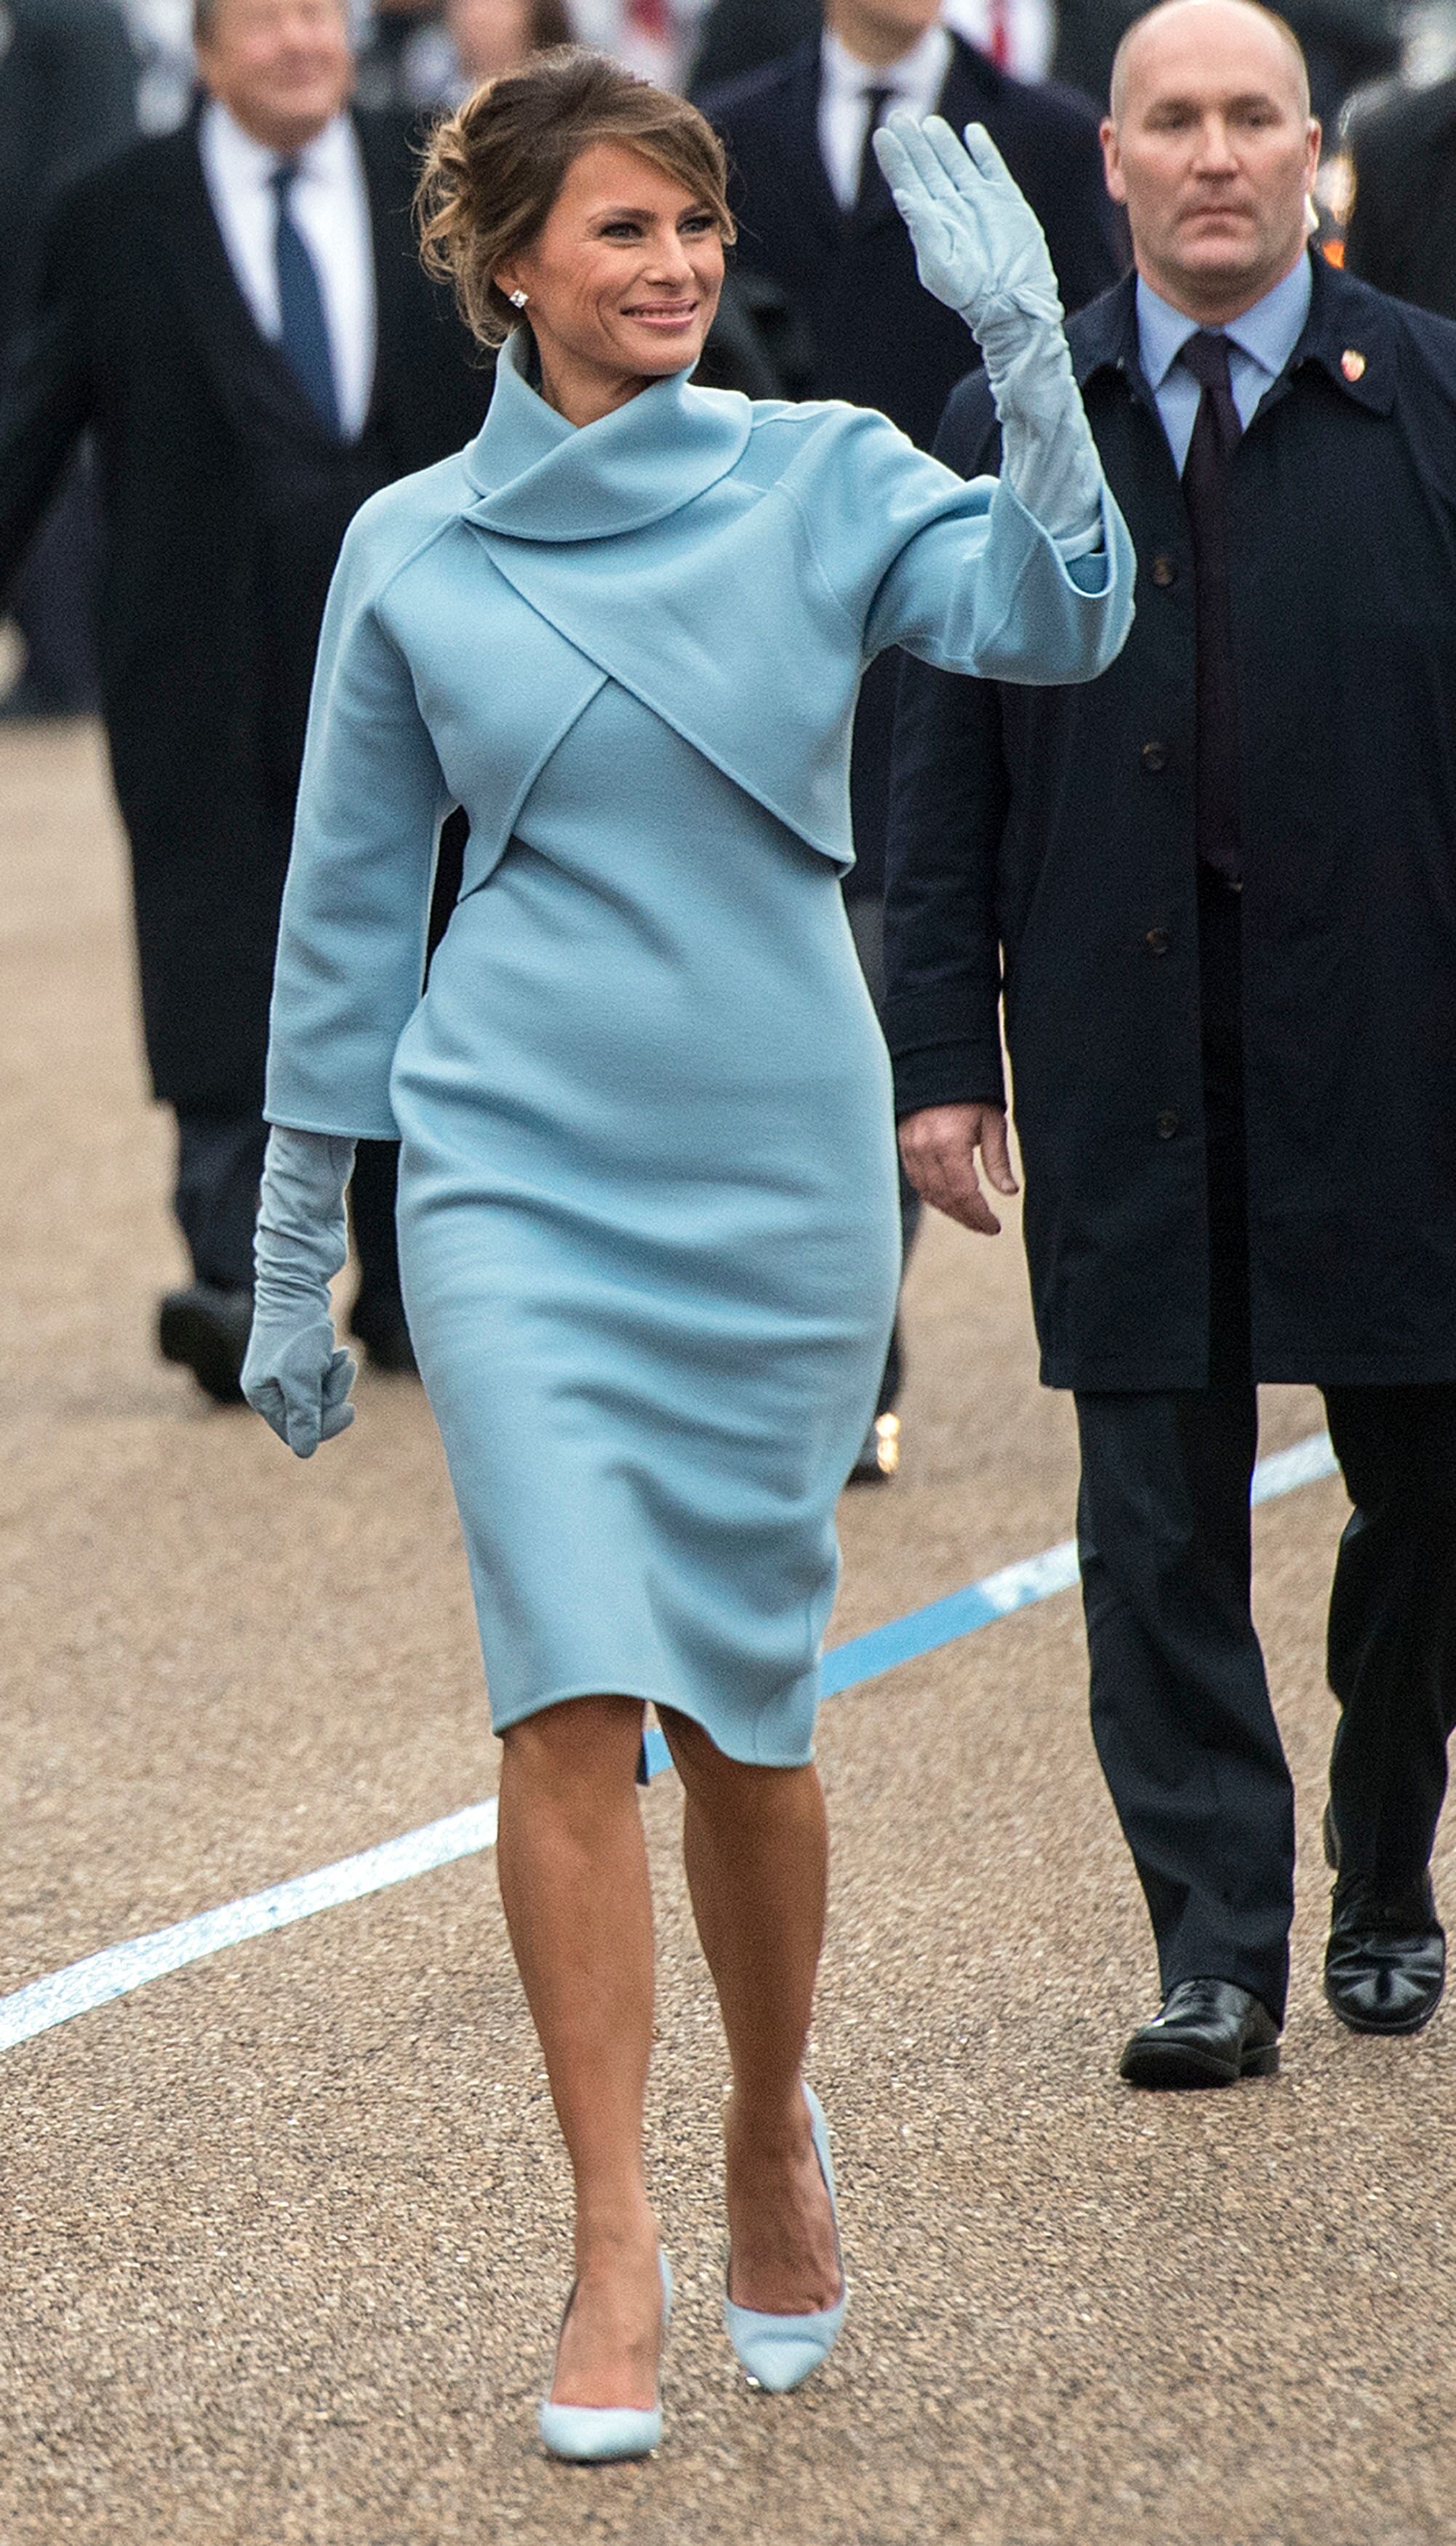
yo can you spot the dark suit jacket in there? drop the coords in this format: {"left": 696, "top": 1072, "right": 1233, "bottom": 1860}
{"left": 1345, "top": 75, "right": 1456, "bottom": 321}
{"left": 0, "top": 109, "right": 487, "bottom": 1107}
{"left": 885, "top": 257, "right": 1456, "bottom": 1390}
{"left": 0, "top": 0, "right": 136, "bottom": 351}
{"left": 688, "top": 0, "right": 817, "bottom": 101}
{"left": 703, "top": 31, "right": 1126, "bottom": 897}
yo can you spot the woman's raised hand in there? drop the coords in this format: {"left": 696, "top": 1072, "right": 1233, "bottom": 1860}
{"left": 873, "top": 111, "right": 1063, "bottom": 337}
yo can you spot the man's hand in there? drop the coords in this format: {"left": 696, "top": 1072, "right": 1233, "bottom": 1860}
{"left": 898, "top": 1103, "right": 1019, "bottom": 1235}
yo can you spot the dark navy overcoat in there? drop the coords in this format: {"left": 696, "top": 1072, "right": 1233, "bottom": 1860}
{"left": 885, "top": 256, "right": 1456, "bottom": 1391}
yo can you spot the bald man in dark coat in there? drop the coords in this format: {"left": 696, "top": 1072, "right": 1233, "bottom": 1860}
{"left": 887, "top": 0, "right": 1456, "bottom": 2083}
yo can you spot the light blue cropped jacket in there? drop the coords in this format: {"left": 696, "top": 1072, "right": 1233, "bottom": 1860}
{"left": 265, "top": 332, "right": 1135, "bottom": 1141}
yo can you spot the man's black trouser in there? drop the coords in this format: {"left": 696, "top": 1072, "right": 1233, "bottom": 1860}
{"left": 1073, "top": 873, "right": 1456, "bottom": 2023}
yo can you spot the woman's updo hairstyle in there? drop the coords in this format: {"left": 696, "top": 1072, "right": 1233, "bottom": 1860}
{"left": 417, "top": 45, "right": 736, "bottom": 350}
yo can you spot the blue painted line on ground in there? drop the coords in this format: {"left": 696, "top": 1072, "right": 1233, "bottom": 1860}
{"left": 0, "top": 1430, "right": 1340, "bottom": 2056}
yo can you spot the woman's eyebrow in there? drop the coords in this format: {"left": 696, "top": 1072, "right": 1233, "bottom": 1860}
{"left": 591, "top": 201, "right": 708, "bottom": 220}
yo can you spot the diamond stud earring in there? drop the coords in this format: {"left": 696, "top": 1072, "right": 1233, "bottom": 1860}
{"left": 508, "top": 289, "right": 529, "bottom": 309}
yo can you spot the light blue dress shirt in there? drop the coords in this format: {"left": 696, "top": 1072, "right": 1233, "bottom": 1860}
{"left": 1136, "top": 252, "right": 1313, "bottom": 474}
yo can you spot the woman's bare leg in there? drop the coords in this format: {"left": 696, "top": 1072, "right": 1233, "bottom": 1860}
{"left": 496, "top": 1695, "right": 663, "bottom": 2408}
{"left": 658, "top": 1709, "right": 842, "bottom": 2314}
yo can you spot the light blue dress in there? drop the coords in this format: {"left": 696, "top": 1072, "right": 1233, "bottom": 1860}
{"left": 265, "top": 332, "right": 1134, "bottom": 1765}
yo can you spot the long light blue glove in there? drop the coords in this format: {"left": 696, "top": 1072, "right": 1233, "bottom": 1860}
{"left": 241, "top": 1125, "right": 359, "bottom": 1458}
{"left": 873, "top": 111, "right": 1105, "bottom": 556}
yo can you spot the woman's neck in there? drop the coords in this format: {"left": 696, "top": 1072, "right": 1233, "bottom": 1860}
{"left": 535, "top": 346, "right": 655, "bottom": 430}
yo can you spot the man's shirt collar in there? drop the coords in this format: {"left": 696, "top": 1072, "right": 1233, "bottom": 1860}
{"left": 1135, "top": 250, "right": 1314, "bottom": 392}
{"left": 820, "top": 20, "right": 953, "bottom": 113}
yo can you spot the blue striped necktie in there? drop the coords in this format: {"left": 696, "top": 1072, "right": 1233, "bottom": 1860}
{"left": 269, "top": 157, "right": 341, "bottom": 436}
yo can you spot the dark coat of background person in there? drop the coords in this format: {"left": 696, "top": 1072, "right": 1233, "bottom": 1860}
{"left": 0, "top": 0, "right": 137, "bottom": 350}
{"left": 0, "top": 108, "right": 487, "bottom": 1110}
{"left": 885, "top": 256, "right": 1456, "bottom": 1391}
{"left": 1343, "top": 71, "right": 1456, "bottom": 319}
{"left": 1047, "top": 0, "right": 1401, "bottom": 121}
{"left": 703, "top": 31, "right": 1126, "bottom": 901}
{"left": 0, "top": 0, "right": 137, "bottom": 713}
{"left": 688, "top": 0, "right": 817, "bottom": 100}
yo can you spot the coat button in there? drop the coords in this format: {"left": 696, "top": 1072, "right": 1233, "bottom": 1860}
{"left": 1156, "top": 1108, "right": 1180, "bottom": 1138}
{"left": 1151, "top": 554, "right": 1177, "bottom": 587}
{"left": 1145, "top": 926, "right": 1170, "bottom": 954}
{"left": 1140, "top": 741, "right": 1167, "bottom": 773}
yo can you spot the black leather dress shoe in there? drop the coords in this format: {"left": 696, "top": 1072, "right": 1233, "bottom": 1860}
{"left": 1324, "top": 1872, "right": 1446, "bottom": 2036}
{"left": 1119, "top": 1978, "right": 1281, "bottom": 2088}
{"left": 157, "top": 1281, "right": 253, "bottom": 1404}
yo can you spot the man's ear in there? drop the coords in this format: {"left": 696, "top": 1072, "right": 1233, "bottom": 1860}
{"left": 1100, "top": 119, "right": 1128, "bottom": 207}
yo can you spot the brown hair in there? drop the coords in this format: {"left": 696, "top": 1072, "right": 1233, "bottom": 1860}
{"left": 416, "top": 45, "right": 735, "bottom": 349}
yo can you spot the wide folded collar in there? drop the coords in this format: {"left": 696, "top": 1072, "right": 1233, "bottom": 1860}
{"left": 460, "top": 328, "right": 754, "bottom": 542}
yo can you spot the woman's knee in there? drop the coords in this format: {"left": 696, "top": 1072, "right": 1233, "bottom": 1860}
{"left": 657, "top": 1707, "right": 816, "bottom": 1815}
{"left": 502, "top": 1693, "right": 646, "bottom": 1789}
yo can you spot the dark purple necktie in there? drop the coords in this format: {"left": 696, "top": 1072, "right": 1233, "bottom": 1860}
{"left": 1180, "top": 329, "right": 1242, "bottom": 885}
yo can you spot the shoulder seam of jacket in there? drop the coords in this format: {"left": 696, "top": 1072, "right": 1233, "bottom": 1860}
{"left": 355, "top": 502, "right": 465, "bottom": 625}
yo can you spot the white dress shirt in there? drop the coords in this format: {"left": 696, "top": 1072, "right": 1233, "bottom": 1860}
{"left": 943, "top": 0, "right": 1053, "bottom": 81}
{"left": 818, "top": 22, "right": 953, "bottom": 212}
{"left": 198, "top": 100, "right": 377, "bottom": 440}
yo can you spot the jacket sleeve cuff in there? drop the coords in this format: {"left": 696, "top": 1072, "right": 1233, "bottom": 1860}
{"left": 891, "top": 1038, "right": 1008, "bottom": 1121}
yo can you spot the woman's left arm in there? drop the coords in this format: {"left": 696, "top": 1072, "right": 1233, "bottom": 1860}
{"left": 854, "top": 113, "right": 1135, "bottom": 683}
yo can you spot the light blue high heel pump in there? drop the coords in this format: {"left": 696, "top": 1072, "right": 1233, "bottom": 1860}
{"left": 724, "top": 2084, "right": 847, "bottom": 2393}
{"left": 538, "top": 2250, "right": 673, "bottom": 2463}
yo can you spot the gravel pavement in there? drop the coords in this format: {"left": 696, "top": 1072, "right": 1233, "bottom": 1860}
{"left": 1, "top": 724, "right": 1452, "bottom": 2546}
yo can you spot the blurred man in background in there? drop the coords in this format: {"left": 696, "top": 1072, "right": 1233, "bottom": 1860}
{"left": 887, "top": 0, "right": 1456, "bottom": 2083}
{"left": 703, "top": 0, "right": 1123, "bottom": 1479}
{"left": 0, "top": 0, "right": 136, "bottom": 717}
{"left": 1343, "top": 57, "right": 1456, "bottom": 315}
{"left": 0, "top": 0, "right": 485, "bottom": 1400}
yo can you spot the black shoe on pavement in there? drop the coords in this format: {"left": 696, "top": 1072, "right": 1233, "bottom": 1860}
{"left": 1119, "top": 1978, "right": 1281, "bottom": 2088}
{"left": 158, "top": 1281, "right": 253, "bottom": 1404}
{"left": 1324, "top": 1873, "right": 1446, "bottom": 2037}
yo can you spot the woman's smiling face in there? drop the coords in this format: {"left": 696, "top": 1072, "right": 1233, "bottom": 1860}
{"left": 495, "top": 140, "right": 727, "bottom": 425}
